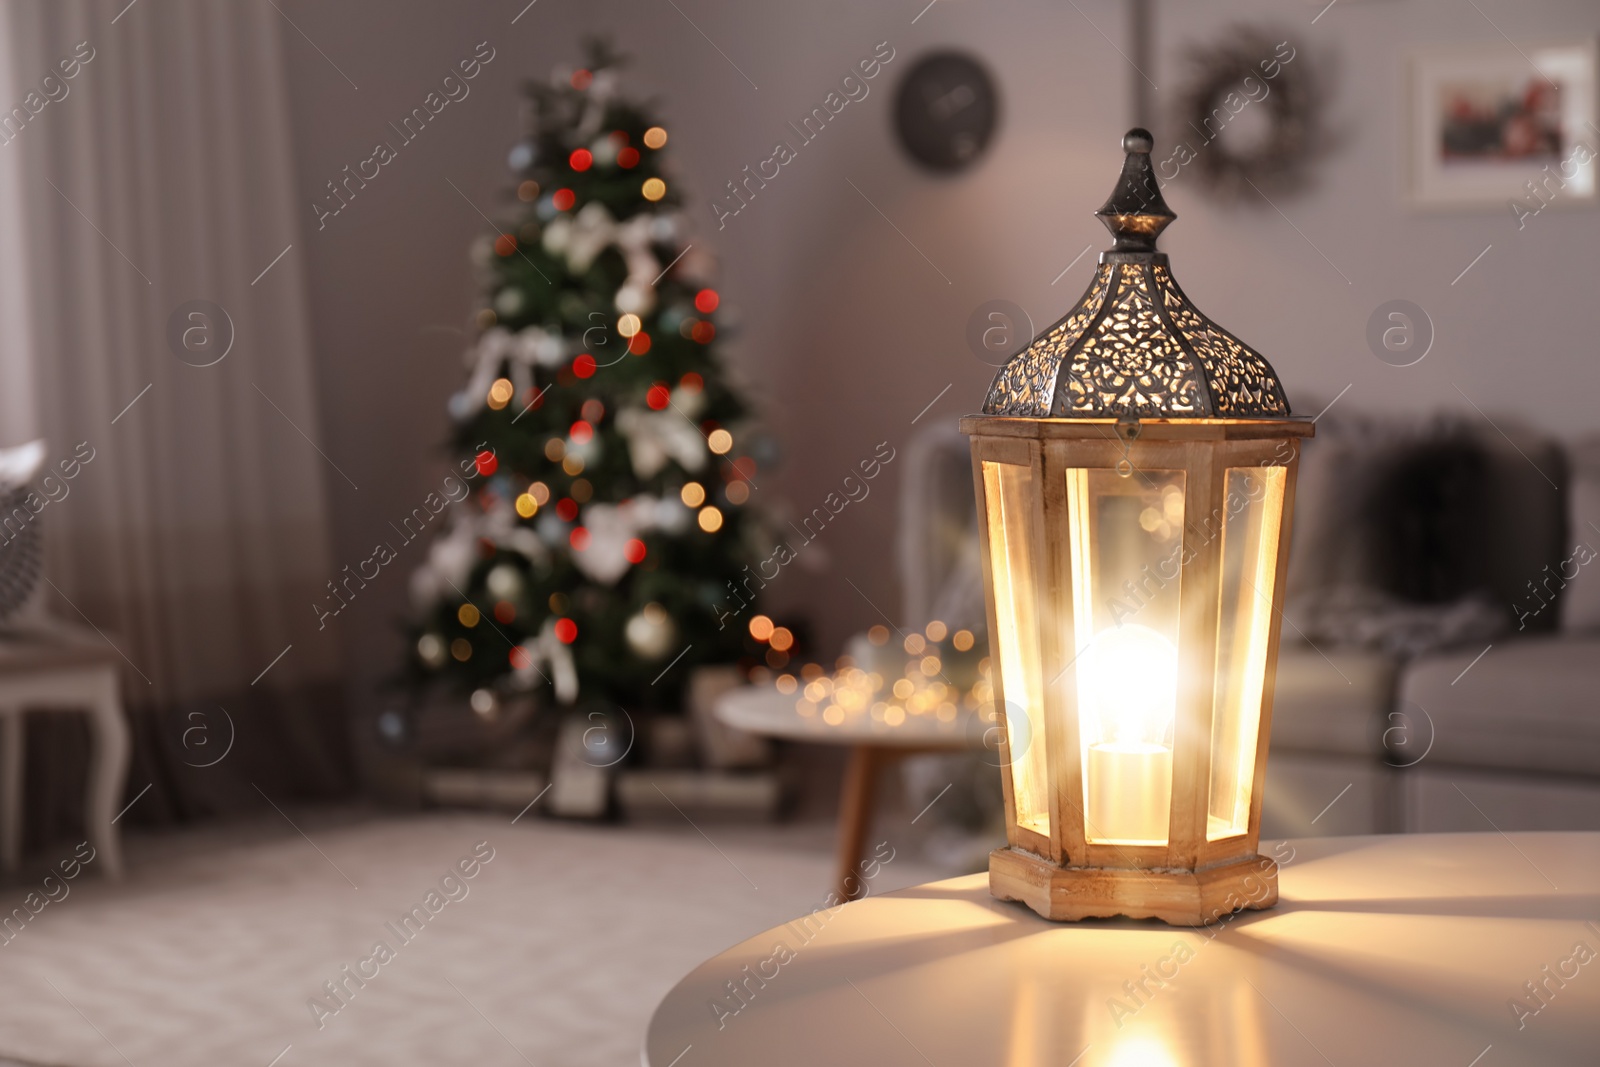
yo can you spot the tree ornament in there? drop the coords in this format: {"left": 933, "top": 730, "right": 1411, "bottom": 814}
{"left": 625, "top": 602, "right": 677, "bottom": 659}
{"left": 486, "top": 563, "right": 523, "bottom": 601}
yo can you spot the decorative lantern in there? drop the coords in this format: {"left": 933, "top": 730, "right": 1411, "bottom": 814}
{"left": 962, "top": 129, "right": 1311, "bottom": 925}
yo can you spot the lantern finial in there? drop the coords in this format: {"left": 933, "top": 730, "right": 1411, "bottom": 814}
{"left": 1095, "top": 127, "right": 1175, "bottom": 252}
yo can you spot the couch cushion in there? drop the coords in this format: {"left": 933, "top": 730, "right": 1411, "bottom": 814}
{"left": 1267, "top": 643, "right": 1399, "bottom": 756}
{"left": 1399, "top": 637, "right": 1600, "bottom": 777}
{"left": 1562, "top": 434, "right": 1600, "bottom": 631}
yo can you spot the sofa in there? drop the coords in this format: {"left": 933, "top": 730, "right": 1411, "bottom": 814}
{"left": 1263, "top": 410, "right": 1600, "bottom": 838}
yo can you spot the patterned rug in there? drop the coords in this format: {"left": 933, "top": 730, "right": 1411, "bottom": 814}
{"left": 0, "top": 810, "right": 940, "bottom": 1066}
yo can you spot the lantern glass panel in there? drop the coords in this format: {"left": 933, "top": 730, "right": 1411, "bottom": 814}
{"left": 1206, "top": 466, "right": 1288, "bottom": 840}
{"left": 981, "top": 460, "right": 1050, "bottom": 836}
{"left": 1065, "top": 467, "right": 1185, "bottom": 846}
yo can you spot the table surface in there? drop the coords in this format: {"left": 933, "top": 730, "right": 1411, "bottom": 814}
{"left": 714, "top": 684, "right": 985, "bottom": 749}
{"left": 645, "top": 832, "right": 1600, "bottom": 1067}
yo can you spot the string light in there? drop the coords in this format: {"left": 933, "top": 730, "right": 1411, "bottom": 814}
{"left": 617, "top": 314, "right": 642, "bottom": 338}
{"left": 488, "top": 378, "right": 514, "bottom": 409}
{"left": 515, "top": 493, "right": 538, "bottom": 518}
{"left": 707, "top": 429, "right": 733, "bottom": 455}
{"left": 643, "top": 126, "right": 668, "bottom": 149}
{"left": 697, "top": 505, "right": 723, "bottom": 532}
{"left": 458, "top": 604, "right": 481, "bottom": 627}
{"left": 641, "top": 178, "right": 666, "bottom": 201}
{"left": 749, "top": 615, "right": 775, "bottom": 641}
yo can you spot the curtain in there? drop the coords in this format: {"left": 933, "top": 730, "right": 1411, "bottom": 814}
{"left": 0, "top": 0, "right": 353, "bottom": 846}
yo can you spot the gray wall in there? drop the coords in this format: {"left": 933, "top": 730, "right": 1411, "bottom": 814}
{"left": 280, "top": 0, "right": 1600, "bottom": 749}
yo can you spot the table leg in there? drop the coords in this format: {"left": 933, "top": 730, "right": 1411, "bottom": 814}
{"left": 85, "top": 670, "right": 129, "bottom": 879}
{"left": 0, "top": 711, "right": 20, "bottom": 873}
{"left": 835, "top": 746, "right": 881, "bottom": 902}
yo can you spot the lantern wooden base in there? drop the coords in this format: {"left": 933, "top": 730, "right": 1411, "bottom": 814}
{"left": 989, "top": 847, "right": 1277, "bottom": 926}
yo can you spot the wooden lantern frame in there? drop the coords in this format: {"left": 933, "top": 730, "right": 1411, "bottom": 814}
{"left": 963, "top": 417, "right": 1311, "bottom": 924}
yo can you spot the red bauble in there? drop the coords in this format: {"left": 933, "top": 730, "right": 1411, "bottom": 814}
{"left": 494, "top": 234, "right": 518, "bottom": 257}
{"left": 570, "top": 420, "right": 594, "bottom": 444}
{"left": 627, "top": 332, "right": 651, "bottom": 356}
{"left": 573, "top": 354, "right": 597, "bottom": 378}
{"left": 569, "top": 526, "right": 590, "bottom": 551}
{"left": 555, "top": 498, "right": 579, "bottom": 521}
{"left": 646, "top": 383, "right": 671, "bottom": 410}
{"left": 569, "top": 148, "right": 593, "bottom": 172}
{"left": 617, "top": 147, "right": 640, "bottom": 169}
{"left": 624, "top": 538, "right": 647, "bottom": 564}
{"left": 694, "top": 288, "right": 719, "bottom": 314}
{"left": 552, "top": 188, "right": 576, "bottom": 211}
{"left": 554, "top": 618, "right": 578, "bottom": 643}
{"left": 474, "top": 450, "right": 498, "bottom": 476}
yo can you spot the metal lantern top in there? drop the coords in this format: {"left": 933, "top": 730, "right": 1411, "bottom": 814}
{"left": 982, "top": 128, "right": 1292, "bottom": 421}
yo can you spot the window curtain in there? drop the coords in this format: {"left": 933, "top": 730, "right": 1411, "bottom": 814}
{"left": 0, "top": 0, "right": 353, "bottom": 846}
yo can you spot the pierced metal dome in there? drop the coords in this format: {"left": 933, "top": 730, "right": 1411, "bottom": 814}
{"left": 983, "top": 129, "right": 1291, "bottom": 420}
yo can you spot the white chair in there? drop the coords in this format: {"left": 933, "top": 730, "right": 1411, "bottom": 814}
{"left": 0, "top": 622, "right": 130, "bottom": 879}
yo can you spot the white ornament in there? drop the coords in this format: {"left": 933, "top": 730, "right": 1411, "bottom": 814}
{"left": 486, "top": 563, "right": 523, "bottom": 601}
{"left": 616, "top": 406, "right": 707, "bottom": 478}
{"left": 513, "top": 618, "right": 578, "bottom": 704}
{"left": 614, "top": 281, "right": 655, "bottom": 317}
{"left": 590, "top": 136, "right": 619, "bottom": 167}
{"left": 494, "top": 288, "right": 525, "bottom": 317}
{"left": 625, "top": 603, "right": 676, "bottom": 659}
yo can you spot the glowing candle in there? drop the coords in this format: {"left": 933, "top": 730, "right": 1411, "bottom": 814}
{"left": 1078, "top": 624, "right": 1178, "bottom": 844}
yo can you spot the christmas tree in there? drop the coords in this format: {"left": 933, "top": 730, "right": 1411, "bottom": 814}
{"left": 406, "top": 41, "right": 763, "bottom": 715}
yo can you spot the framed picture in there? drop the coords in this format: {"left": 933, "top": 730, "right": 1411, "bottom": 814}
{"left": 1408, "top": 39, "right": 1598, "bottom": 210}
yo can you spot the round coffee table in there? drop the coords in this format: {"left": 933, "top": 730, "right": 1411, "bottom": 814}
{"left": 714, "top": 685, "right": 987, "bottom": 902}
{"left": 645, "top": 831, "right": 1600, "bottom": 1066}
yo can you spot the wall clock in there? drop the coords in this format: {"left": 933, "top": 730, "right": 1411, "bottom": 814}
{"left": 894, "top": 51, "right": 999, "bottom": 173}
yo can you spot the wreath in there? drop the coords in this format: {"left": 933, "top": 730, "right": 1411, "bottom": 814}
{"left": 1172, "top": 29, "right": 1326, "bottom": 201}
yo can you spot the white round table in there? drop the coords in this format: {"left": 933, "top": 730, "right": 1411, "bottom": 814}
{"left": 715, "top": 685, "right": 987, "bottom": 901}
{"left": 645, "top": 832, "right": 1600, "bottom": 1066}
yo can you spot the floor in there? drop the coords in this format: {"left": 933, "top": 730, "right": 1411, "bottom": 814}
{"left": 0, "top": 809, "right": 945, "bottom": 1067}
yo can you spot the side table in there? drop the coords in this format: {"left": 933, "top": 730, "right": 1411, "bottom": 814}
{"left": 714, "top": 685, "right": 986, "bottom": 902}
{"left": 0, "top": 628, "right": 131, "bottom": 878}
{"left": 646, "top": 832, "right": 1600, "bottom": 1066}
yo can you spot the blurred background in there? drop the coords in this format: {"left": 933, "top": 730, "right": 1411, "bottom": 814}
{"left": 0, "top": 1, "right": 1596, "bottom": 1064}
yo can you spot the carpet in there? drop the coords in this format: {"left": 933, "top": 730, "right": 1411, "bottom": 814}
{"left": 0, "top": 810, "right": 942, "bottom": 1066}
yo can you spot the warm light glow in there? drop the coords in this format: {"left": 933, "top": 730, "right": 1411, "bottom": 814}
{"left": 515, "top": 493, "right": 538, "bottom": 518}
{"left": 487, "top": 377, "right": 514, "bottom": 409}
{"left": 953, "top": 629, "right": 975, "bottom": 651}
{"left": 642, "top": 177, "right": 666, "bottom": 201}
{"left": 749, "top": 615, "right": 775, "bottom": 641}
{"left": 726, "top": 480, "right": 750, "bottom": 505}
{"left": 1079, "top": 624, "right": 1177, "bottom": 747}
{"left": 680, "top": 482, "right": 706, "bottom": 507}
{"left": 868, "top": 625, "right": 889, "bottom": 645}
{"left": 769, "top": 627, "right": 794, "bottom": 652}
{"left": 643, "top": 126, "right": 668, "bottom": 149}
{"left": 457, "top": 603, "right": 481, "bottom": 628}
{"left": 707, "top": 428, "right": 733, "bottom": 454}
{"left": 617, "top": 313, "right": 642, "bottom": 338}
{"left": 697, "top": 506, "right": 723, "bottom": 532}
{"left": 926, "top": 620, "right": 948, "bottom": 642}
{"left": 775, "top": 674, "right": 796, "bottom": 694}
{"left": 1104, "top": 1036, "right": 1182, "bottom": 1067}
